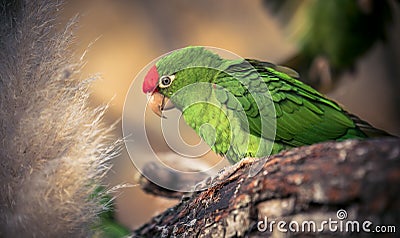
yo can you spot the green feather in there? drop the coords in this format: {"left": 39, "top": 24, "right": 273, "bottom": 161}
{"left": 154, "top": 47, "right": 389, "bottom": 163}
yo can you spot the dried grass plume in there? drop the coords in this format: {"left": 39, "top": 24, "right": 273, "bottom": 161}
{"left": 0, "top": 0, "right": 118, "bottom": 237}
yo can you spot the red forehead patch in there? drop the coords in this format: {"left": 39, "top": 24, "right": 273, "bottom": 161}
{"left": 142, "top": 65, "right": 159, "bottom": 93}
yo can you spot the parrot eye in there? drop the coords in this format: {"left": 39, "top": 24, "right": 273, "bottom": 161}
{"left": 159, "top": 75, "right": 175, "bottom": 88}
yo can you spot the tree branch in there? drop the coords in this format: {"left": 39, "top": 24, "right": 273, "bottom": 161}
{"left": 134, "top": 138, "right": 400, "bottom": 237}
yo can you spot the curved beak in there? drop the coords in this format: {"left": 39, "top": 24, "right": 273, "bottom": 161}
{"left": 147, "top": 92, "right": 175, "bottom": 118}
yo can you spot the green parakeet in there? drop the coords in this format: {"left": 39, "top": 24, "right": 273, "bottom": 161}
{"left": 143, "top": 46, "right": 389, "bottom": 164}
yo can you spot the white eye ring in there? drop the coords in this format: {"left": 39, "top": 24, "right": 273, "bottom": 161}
{"left": 159, "top": 75, "right": 175, "bottom": 88}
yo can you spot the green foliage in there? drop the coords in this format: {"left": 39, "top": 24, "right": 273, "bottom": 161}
{"left": 301, "top": 0, "right": 392, "bottom": 68}
{"left": 91, "top": 187, "right": 130, "bottom": 238}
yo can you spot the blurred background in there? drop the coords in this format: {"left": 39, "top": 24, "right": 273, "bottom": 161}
{"left": 61, "top": 0, "right": 400, "bottom": 230}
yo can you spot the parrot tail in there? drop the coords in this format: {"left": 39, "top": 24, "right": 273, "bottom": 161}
{"left": 346, "top": 113, "right": 395, "bottom": 138}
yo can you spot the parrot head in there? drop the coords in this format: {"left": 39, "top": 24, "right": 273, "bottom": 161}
{"left": 142, "top": 46, "right": 224, "bottom": 117}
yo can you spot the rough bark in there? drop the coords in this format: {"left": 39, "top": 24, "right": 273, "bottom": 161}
{"left": 134, "top": 138, "right": 400, "bottom": 237}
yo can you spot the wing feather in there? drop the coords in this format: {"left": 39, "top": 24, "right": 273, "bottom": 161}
{"left": 216, "top": 59, "right": 368, "bottom": 149}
